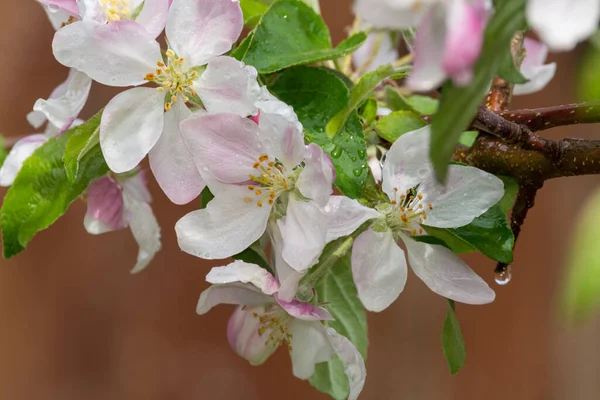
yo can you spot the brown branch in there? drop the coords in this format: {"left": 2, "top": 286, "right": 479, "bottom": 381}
{"left": 500, "top": 102, "right": 600, "bottom": 132}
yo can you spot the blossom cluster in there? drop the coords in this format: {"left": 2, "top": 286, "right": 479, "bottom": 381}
{"left": 0, "top": 0, "right": 574, "bottom": 397}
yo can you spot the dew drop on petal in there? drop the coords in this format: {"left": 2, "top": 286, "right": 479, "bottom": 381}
{"left": 494, "top": 264, "right": 512, "bottom": 285}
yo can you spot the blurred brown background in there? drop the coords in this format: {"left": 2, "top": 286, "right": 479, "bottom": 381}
{"left": 0, "top": 1, "right": 599, "bottom": 399}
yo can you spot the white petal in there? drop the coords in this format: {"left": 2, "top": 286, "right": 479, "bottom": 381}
{"left": 166, "top": 0, "right": 243, "bottom": 66}
{"left": 296, "top": 144, "right": 333, "bottom": 207}
{"left": 196, "top": 56, "right": 261, "bottom": 117}
{"left": 149, "top": 100, "right": 204, "bottom": 205}
{"left": 38, "top": 0, "right": 80, "bottom": 18}
{"left": 100, "top": 87, "right": 165, "bottom": 173}
{"left": 206, "top": 260, "right": 280, "bottom": 295}
{"left": 77, "top": 0, "right": 107, "bottom": 23}
{"left": 41, "top": 6, "right": 72, "bottom": 30}
{"left": 227, "top": 305, "right": 278, "bottom": 365}
{"left": 269, "top": 222, "right": 305, "bottom": 302}
{"left": 402, "top": 234, "right": 495, "bottom": 304}
{"left": 513, "top": 62, "right": 556, "bottom": 96}
{"left": 527, "top": 0, "right": 600, "bottom": 51}
{"left": 124, "top": 196, "right": 161, "bottom": 274}
{"left": 32, "top": 70, "right": 92, "bottom": 132}
{"left": 176, "top": 185, "right": 272, "bottom": 260}
{"left": 278, "top": 297, "right": 333, "bottom": 321}
{"left": 322, "top": 196, "right": 381, "bottom": 243}
{"left": 0, "top": 135, "right": 48, "bottom": 187}
{"left": 351, "top": 229, "right": 407, "bottom": 312}
{"left": 521, "top": 37, "right": 549, "bottom": 67}
{"left": 353, "top": 31, "right": 399, "bottom": 72}
{"left": 197, "top": 285, "right": 272, "bottom": 314}
{"left": 121, "top": 169, "right": 152, "bottom": 203}
{"left": 134, "top": 0, "right": 170, "bottom": 38}
{"left": 354, "top": 0, "right": 430, "bottom": 30}
{"left": 381, "top": 126, "right": 432, "bottom": 199}
{"left": 289, "top": 320, "right": 335, "bottom": 379}
{"left": 52, "top": 20, "right": 162, "bottom": 87}
{"left": 420, "top": 164, "right": 504, "bottom": 228}
{"left": 278, "top": 195, "right": 328, "bottom": 272}
{"left": 325, "top": 327, "right": 367, "bottom": 400}
{"left": 179, "top": 112, "right": 264, "bottom": 184}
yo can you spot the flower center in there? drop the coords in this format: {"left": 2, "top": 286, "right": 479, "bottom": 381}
{"left": 100, "top": 0, "right": 131, "bottom": 21}
{"left": 252, "top": 305, "right": 294, "bottom": 350}
{"left": 243, "top": 154, "right": 292, "bottom": 208}
{"left": 385, "top": 187, "right": 433, "bottom": 235}
{"left": 144, "top": 49, "right": 199, "bottom": 111}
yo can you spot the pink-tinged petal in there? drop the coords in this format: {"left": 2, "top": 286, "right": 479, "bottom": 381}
{"left": 53, "top": 20, "right": 162, "bottom": 87}
{"left": 402, "top": 233, "right": 495, "bottom": 304}
{"left": 0, "top": 135, "right": 48, "bottom": 187}
{"left": 100, "top": 87, "right": 165, "bottom": 173}
{"left": 325, "top": 327, "right": 366, "bottom": 400}
{"left": 296, "top": 144, "right": 334, "bottom": 207}
{"left": 354, "top": 0, "right": 430, "bottom": 30}
{"left": 288, "top": 320, "right": 335, "bottom": 379}
{"left": 120, "top": 169, "right": 152, "bottom": 204}
{"left": 406, "top": 5, "right": 447, "bottom": 91}
{"left": 323, "top": 196, "right": 381, "bottom": 243}
{"left": 278, "top": 195, "right": 328, "bottom": 272}
{"left": 206, "top": 260, "right": 280, "bottom": 295}
{"left": 442, "top": 0, "right": 488, "bottom": 87}
{"left": 527, "top": 0, "right": 600, "bottom": 52}
{"left": 513, "top": 38, "right": 556, "bottom": 96}
{"left": 197, "top": 285, "right": 272, "bottom": 315}
{"left": 352, "top": 229, "right": 407, "bottom": 312}
{"left": 381, "top": 126, "right": 432, "bottom": 199}
{"left": 134, "top": 0, "right": 170, "bottom": 38}
{"left": 123, "top": 195, "right": 161, "bottom": 274}
{"left": 166, "top": 0, "right": 243, "bottom": 66}
{"left": 149, "top": 101, "right": 204, "bottom": 205}
{"left": 277, "top": 296, "right": 333, "bottom": 321}
{"left": 176, "top": 184, "right": 273, "bottom": 260}
{"left": 522, "top": 37, "right": 549, "bottom": 67}
{"left": 419, "top": 164, "right": 504, "bottom": 228}
{"left": 196, "top": 56, "right": 261, "bottom": 117}
{"left": 269, "top": 222, "right": 305, "bottom": 302}
{"left": 256, "top": 89, "right": 306, "bottom": 170}
{"left": 38, "top": 0, "right": 79, "bottom": 17}
{"left": 41, "top": 7, "right": 72, "bottom": 31}
{"left": 353, "top": 31, "right": 399, "bottom": 72}
{"left": 32, "top": 70, "right": 92, "bottom": 133}
{"left": 180, "top": 112, "right": 264, "bottom": 184}
{"left": 227, "top": 305, "right": 278, "bottom": 366}
{"left": 77, "top": 0, "right": 107, "bottom": 23}
{"left": 84, "top": 176, "right": 126, "bottom": 234}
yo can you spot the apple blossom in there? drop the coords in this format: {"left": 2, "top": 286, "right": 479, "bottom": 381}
{"left": 84, "top": 170, "right": 161, "bottom": 273}
{"left": 353, "top": 30, "right": 399, "bottom": 73}
{"left": 513, "top": 38, "right": 557, "bottom": 96}
{"left": 52, "top": 0, "right": 260, "bottom": 205}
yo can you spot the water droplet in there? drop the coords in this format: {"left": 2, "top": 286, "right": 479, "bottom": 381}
{"left": 494, "top": 264, "right": 512, "bottom": 285}
{"left": 352, "top": 167, "right": 364, "bottom": 177}
{"left": 330, "top": 146, "right": 343, "bottom": 159}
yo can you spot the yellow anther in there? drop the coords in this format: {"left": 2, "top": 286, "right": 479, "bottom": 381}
{"left": 164, "top": 102, "right": 172, "bottom": 111}
{"left": 255, "top": 190, "right": 263, "bottom": 195}
{"left": 259, "top": 154, "right": 269, "bottom": 162}
{"left": 166, "top": 49, "right": 176, "bottom": 58}
{"left": 145, "top": 73, "right": 156, "bottom": 81}
{"left": 157, "top": 61, "right": 165, "bottom": 67}
{"left": 247, "top": 185, "right": 255, "bottom": 190}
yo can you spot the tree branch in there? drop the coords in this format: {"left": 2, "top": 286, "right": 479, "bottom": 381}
{"left": 500, "top": 102, "right": 600, "bottom": 132}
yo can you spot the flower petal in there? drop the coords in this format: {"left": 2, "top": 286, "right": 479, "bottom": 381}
{"left": 354, "top": 0, "right": 429, "bottom": 30}
{"left": 176, "top": 185, "right": 272, "bottom": 260}
{"left": 77, "top": 0, "right": 107, "bottom": 23}
{"left": 227, "top": 305, "right": 278, "bottom": 366}
{"left": 352, "top": 229, "right": 407, "bottom": 312}
{"left": 296, "top": 144, "right": 334, "bottom": 207}
{"left": 121, "top": 169, "right": 152, "bottom": 203}
{"left": 513, "top": 39, "right": 556, "bottom": 96}
{"left": 206, "top": 260, "right": 280, "bottom": 295}
{"left": 149, "top": 100, "right": 204, "bottom": 205}
{"left": 100, "top": 87, "right": 165, "bottom": 173}
{"left": 134, "top": 0, "right": 170, "bottom": 38}
{"left": 124, "top": 195, "right": 161, "bottom": 274}
{"left": 526, "top": 0, "right": 600, "bottom": 51}
{"left": 38, "top": 0, "right": 79, "bottom": 17}
{"left": 166, "top": 0, "right": 243, "bottom": 66}
{"left": 322, "top": 196, "right": 381, "bottom": 243}
{"left": 353, "top": 31, "right": 399, "bottom": 72}
{"left": 52, "top": 20, "right": 162, "bottom": 87}
{"left": 196, "top": 56, "right": 261, "bottom": 117}
{"left": 420, "top": 164, "right": 504, "bottom": 228}
{"left": 325, "top": 327, "right": 366, "bottom": 400}
{"left": 289, "top": 320, "right": 335, "bottom": 379}
{"left": 84, "top": 176, "right": 126, "bottom": 234}
{"left": 381, "top": 126, "right": 432, "bottom": 199}
{"left": 0, "top": 135, "right": 48, "bottom": 187}
{"left": 269, "top": 222, "right": 305, "bottom": 302}
{"left": 278, "top": 195, "right": 328, "bottom": 272}
{"left": 180, "top": 112, "right": 264, "bottom": 184}
{"left": 32, "top": 70, "right": 92, "bottom": 133}
{"left": 402, "top": 234, "right": 495, "bottom": 304}
{"left": 197, "top": 285, "right": 271, "bottom": 315}
{"left": 277, "top": 297, "right": 333, "bottom": 321}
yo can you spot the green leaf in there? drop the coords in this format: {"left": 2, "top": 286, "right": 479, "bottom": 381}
{"left": 497, "top": 175, "right": 519, "bottom": 214}
{"left": 405, "top": 95, "right": 439, "bottom": 115}
{"left": 269, "top": 66, "right": 368, "bottom": 198}
{"left": 1, "top": 118, "right": 109, "bottom": 258}
{"left": 63, "top": 110, "right": 102, "bottom": 183}
{"left": 562, "top": 187, "right": 600, "bottom": 321}
{"left": 0, "top": 135, "right": 8, "bottom": 169}
{"left": 458, "top": 131, "right": 479, "bottom": 147}
{"left": 199, "top": 186, "right": 215, "bottom": 210}
{"left": 442, "top": 300, "right": 466, "bottom": 375}
{"left": 310, "top": 253, "right": 368, "bottom": 400}
{"left": 240, "top": 0, "right": 366, "bottom": 74}
{"left": 327, "top": 64, "right": 408, "bottom": 138}
{"left": 375, "top": 110, "right": 427, "bottom": 143}
{"left": 358, "top": 98, "right": 378, "bottom": 126}
{"left": 497, "top": 46, "right": 528, "bottom": 84}
{"left": 240, "top": 0, "right": 271, "bottom": 26}
{"left": 577, "top": 45, "right": 600, "bottom": 101}
{"left": 424, "top": 204, "right": 515, "bottom": 264}
{"left": 430, "top": 0, "right": 527, "bottom": 180}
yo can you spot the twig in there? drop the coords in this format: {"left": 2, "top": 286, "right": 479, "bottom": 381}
{"left": 500, "top": 102, "right": 600, "bottom": 132}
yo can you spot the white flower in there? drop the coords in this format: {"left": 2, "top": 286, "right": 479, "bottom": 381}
{"left": 326, "top": 126, "right": 503, "bottom": 311}
{"left": 353, "top": 30, "right": 399, "bottom": 73}
{"left": 52, "top": 0, "right": 260, "bottom": 205}
{"left": 84, "top": 170, "right": 161, "bottom": 273}
{"left": 513, "top": 38, "right": 557, "bottom": 96}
